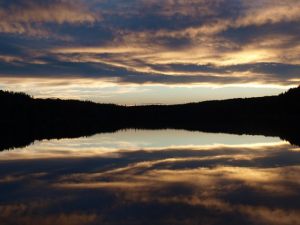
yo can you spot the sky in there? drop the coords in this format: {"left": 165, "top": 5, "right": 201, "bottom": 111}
{"left": 0, "top": 0, "right": 299, "bottom": 104}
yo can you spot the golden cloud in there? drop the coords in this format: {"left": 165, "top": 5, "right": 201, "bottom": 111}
{"left": 0, "top": 0, "right": 99, "bottom": 36}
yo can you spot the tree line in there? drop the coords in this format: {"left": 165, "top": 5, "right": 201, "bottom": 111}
{"left": 1, "top": 86, "right": 300, "bottom": 150}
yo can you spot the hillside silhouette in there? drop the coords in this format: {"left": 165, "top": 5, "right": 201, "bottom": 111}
{"left": 1, "top": 86, "right": 300, "bottom": 150}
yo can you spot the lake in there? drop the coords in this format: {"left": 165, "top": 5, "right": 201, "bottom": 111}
{"left": 1, "top": 129, "right": 300, "bottom": 225}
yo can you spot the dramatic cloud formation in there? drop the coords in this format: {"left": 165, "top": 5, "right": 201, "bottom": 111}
{"left": 0, "top": 0, "right": 299, "bottom": 102}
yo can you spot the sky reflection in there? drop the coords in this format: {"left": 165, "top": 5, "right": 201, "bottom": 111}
{"left": 0, "top": 129, "right": 282, "bottom": 160}
{"left": 0, "top": 130, "right": 300, "bottom": 225}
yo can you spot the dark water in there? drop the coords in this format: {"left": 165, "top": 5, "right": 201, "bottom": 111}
{"left": 1, "top": 129, "right": 300, "bottom": 225}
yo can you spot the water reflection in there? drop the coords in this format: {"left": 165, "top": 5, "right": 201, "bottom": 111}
{"left": 0, "top": 130, "right": 300, "bottom": 225}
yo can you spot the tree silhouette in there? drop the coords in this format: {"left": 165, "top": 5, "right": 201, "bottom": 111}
{"left": 0, "top": 86, "right": 300, "bottom": 150}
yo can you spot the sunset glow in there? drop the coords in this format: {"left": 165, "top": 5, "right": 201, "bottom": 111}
{"left": 0, "top": 0, "right": 299, "bottom": 103}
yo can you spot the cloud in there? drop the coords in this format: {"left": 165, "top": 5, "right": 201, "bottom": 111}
{"left": 0, "top": 54, "right": 299, "bottom": 86}
{"left": 0, "top": 0, "right": 299, "bottom": 100}
{"left": 0, "top": 0, "right": 99, "bottom": 36}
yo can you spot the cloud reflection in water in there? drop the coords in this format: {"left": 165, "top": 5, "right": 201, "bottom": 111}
{"left": 0, "top": 130, "right": 299, "bottom": 225}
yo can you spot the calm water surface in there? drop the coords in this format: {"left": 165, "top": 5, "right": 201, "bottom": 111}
{"left": 1, "top": 129, "right": 300, "bottom": 225}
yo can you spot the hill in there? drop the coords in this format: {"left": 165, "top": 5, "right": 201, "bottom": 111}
{"left": 0, "top": 86, "right": 300, "bottom": 150}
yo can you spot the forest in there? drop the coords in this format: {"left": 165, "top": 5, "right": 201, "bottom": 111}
{"left": 1, "top": 86, "right": 300, "bottom": 150}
